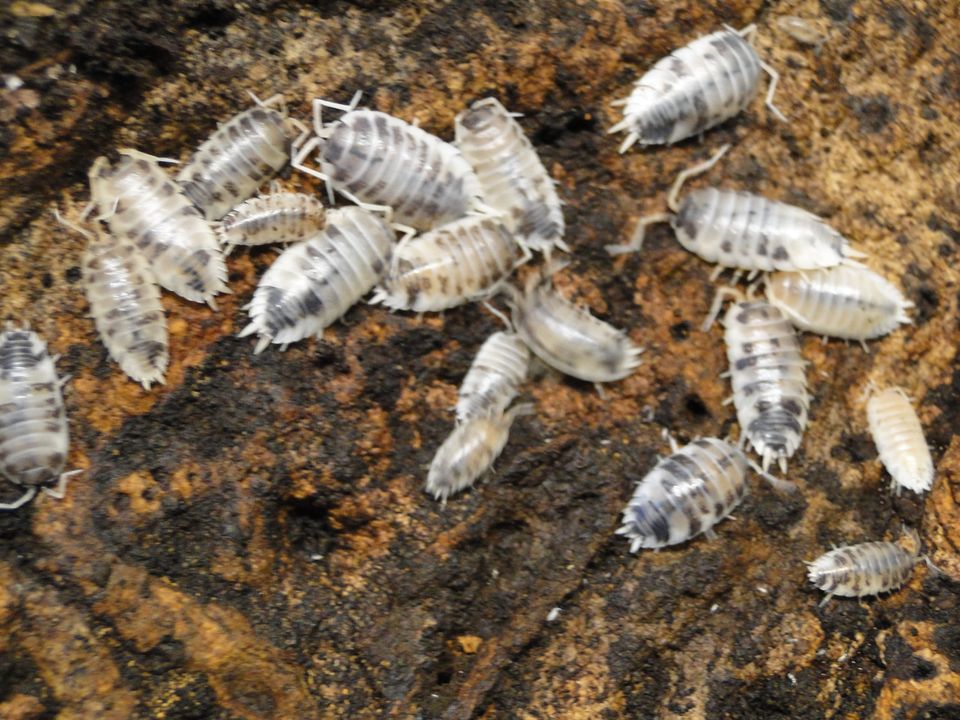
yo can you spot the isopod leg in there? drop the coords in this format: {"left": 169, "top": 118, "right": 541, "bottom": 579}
{"left": 0, "top": 486, "right": 37, "bottom": 510}
{"left": 758, "top": 59, "right": 789, "bottom": 122}
{"left": 818, "top": 592, "right": 834, "bottom": 607}
{"left": 43, "top": 469, "right": 82, "bottom": 500}
{"left": 704, "top": 527, "right": 719, "bottom": 541}
{"left": 605, "top": 213, "right": 673, "bottom": 256}
{"left": 667, "top": 144, "right": 731, "bottom": 212}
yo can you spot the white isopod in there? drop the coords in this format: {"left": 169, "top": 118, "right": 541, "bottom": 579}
{"left": 866, "top": 386, "right": 934, "bottom": 495}
{"left": 177, "top": 95, "right": 307, "bottom": 221}
{"left": 777, "top": 16, "right": 827, "bottom": 47}
{"left": 765, "top": 265, "right": 913, "bottom": 345}
{"left": 607, "top": 145, "right": 864, "bottom": 274}
{"left": 425, "top": 404, "right": 532, "bottom": 502}
{"left": 293, "top": 95, "right": 485, "bottom": 230}
{"left": 239, "top": 206, "right": 394, "bottom": 353}
{"left": 370, "top": 215, "right": 529, "bottom": 313}
{"left": 806, "top": 530, "right": 930, "bottom": 606}
{"left": 89, "top": 150, "right": 228, "bottom": 307}
{"left": 455, "top": 330, "right": 530, "bottom": 423}
{"left": 0, "top": 326, "right": 78, "bottom": 510}
{"left": 218, "top": 191, "right": 326, "bottom": 254}
{"left": 609, "top": 24, "right": 786, "bottom": 152}
{"left": 454, "top": 97, "right": 568, "bottom": 255}
{"left": 617, "top": 436, "right": 792, "bottom": 551}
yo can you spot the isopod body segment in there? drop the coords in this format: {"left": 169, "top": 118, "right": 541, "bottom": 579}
{"left": 866, "top": 386, "right": 933, "bottom": 495}
{"left": 218, "top": 191, "right": 326, "bottom": 254}
{"left": 456, "top": 331, "right": 530, "bottom": 423}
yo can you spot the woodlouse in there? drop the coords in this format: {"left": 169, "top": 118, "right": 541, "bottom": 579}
{"left": 456, "top": 330, "right": 530, "bottom": 423}
{"left": 455, "top": 97, "right": 568, "bottom": 255}
{"left": 609, "top": 25, "right": 786, "bottom": 152}
{"left": 765, "top": 265, "right": 913, "bottom": 345}
{"left": 293, "top": 95, "right": 485, "bottom": 230}
{"left": 218, "top": 190, "right": 326, "bottom": 255}
{"left": 426, "top": 403, "right": 532, "bottom": 502}
{"left": 607, "top": 145, "right": 864, "bottom": 273}
{"left": 370, "top": 215, "right": 529, "bottom": 313}
{"left": 177, "top": 95, "right": 307, "bottom": 221}
{"left": 239, "top": 206, "right": 394, "bottom": 354}
{"left": 777, "top": 16, "right": 827, "bottom": 47}
{"left": 89, "top": 149, "right": 228, "bottom": 307}
{"left": 0, "top": 325, "right": 76, "bottom": 510}
{"left": 866, "top": 386, "right": 934, "bottom": 495}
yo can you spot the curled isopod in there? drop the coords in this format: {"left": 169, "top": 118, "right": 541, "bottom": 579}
{"left": 0, "top": 326, "right": 77, "bottom": 510}
{"left": 293, "top": 96, "right": 485, "bottom": 230}
{"left": 806, "top": 530, "right": 928, "bottom": 606}
{"left": 617, "top": 436, "right": 792, "bottom": 551}
{"left": 370, "top": 215, "right": 528, "bottom": 313}
{"left": 607, "top": 145, "right": 863, "bottom": 274}
{"left": 425, "top": 404, "right": 532, "bottom": 502}
{"left": 239, "top": 206, "right": 393, "bottom": 353}
{"left": 218, "top": 191, "right": 326, "bottom": 254}
{"left": 177, "top": 95, "right": 306, "bottom": 221}
{"left": 89, "top": 150, "right": 228, "bottom": 307}
{"left": 765, "top": 265, "right": 913, "bottom": 343}
{"left": 866, "top": 386, "right": 933, "bottom": 495}
{"left": 456, "top": 331, "right": 530, "bottom": 423}
{"left": 507, "top": 262, "right": 642, "bottom": 385}
{"left": 455, "top": 97, "right": 567, "bottom": 255}
{"left": 609, "top": 24, "right": 786, "bottom": 151}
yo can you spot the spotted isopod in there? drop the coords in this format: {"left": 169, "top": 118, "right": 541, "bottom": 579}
{"left": 239, "top": 206, "right": 394, "bottom": 354}
{"left": 617, "top": 436, "right": 793, "bottom": 551}
{"left": 506, "top": 261, "right": 642, "bottom": 386}
{"left": 866, "top": 386, "right": 934, "bottom": 495}
{"left": 292, "top": 94, "right": 485, "bottom": 230}
{"left": 454, "top": 97, "right": 568, "bottom": 255}
{"left": 370, "top": 215, "right": 529, "bottom": 313}
{"left": 806, "top": 530, "right": 930, "bottom": 606}
{"left": 177, "top": 95, "right": 308, "bottom": 221}
{"left": 609, "top": 24, "right": 786, "bottom": 152}
{"left": 607, "top": 145, "right": 864, "bottom": 274}
{"left": 218, "top": 190, "right": 326, "bottom": 254}
{"left": 0, "top": 325, "right": 78, "bottom": 510}
{"left": 765, "top": 265, "right": 913, "bottom": 345}
{"left": 425, "top": 403, "right": 532, "bottom": 502}
{"left": 89, "top": 150, "right": 228, "bottom": 307}
{"left": 456, "top": 330, "right": 530, "bottom": 423}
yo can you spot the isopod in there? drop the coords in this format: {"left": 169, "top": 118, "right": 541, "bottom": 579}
{"left": 239, "top": 206, "right": 394, "bottom": 353}
{"left": 806, "top": 530, "right": 928, "bottom": 606}
{"left": 218, "top": 190, "right": 326, "bottom": 254}
{"left": 456, "top": 330, "right": 530, "bottom": 423}
{"left": 765, "top": 265, "right": 913, "bottom": 345}
{"left": 866, "top": 386, "right": 934, "bottom": 495}
{"left": 425, "top": 404, "right": 532, "bottom": 502}
{"left": 777, "top": 16, "right": 827, "bottom": 47}
{"left": 0, "top": 325, "right": 76, "bottom": 510}
{"left": 609, "top": 24, "right": 786, "bottom": 152}
{"left": 454, "top": 97, "right": 568, "bottom": 255}
{"left": 616, "top": 436, "right": 793, "bottom": 551}
{"left": 607, "top": 145, "right": 864, "bottom": 273}
{"left": 177, "top": 95, "right": 307, "bottom": 221}
{"left": 89, "top": 149, "right": 228, "bottom": 307}
{"left": 293, "top": 95, "right": 485, "bottom": 230}
{"left": 370, "top": 215, "right": 529, "bottom": 313}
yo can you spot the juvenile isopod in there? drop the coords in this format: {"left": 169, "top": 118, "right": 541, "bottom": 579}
{"left": 506, "top": 261, "right": 643, "bottom": 386}
{"left": 0, "top": 325, "right": 78, "bottom": 510}
{"left": 777, "top": 16, "right": 827, "bottom": 47}
{"left": 806, "top": 529, "right": 930, "bottom": 606}
{"left": 607, "top": 145, "right": 864, "bottom": 274}
{"left": 425, "top": 404, "right": 532, "bottom": 502}
{"left": 218, "top": 190, "right": 326, "bottom": 254}
{"left": 616, "top": 435, "right": 793, "bottom": 551}
{"left": 293, "top": 94, "right": 485, "bottom": 230}
{"left": 765, "top": 265, "right": 913, "bottom": 345}
{"left": 239, "top": 206, "right": 394, "bottom": 353}
{"left": 454, "top": 97, "right": 568, "bottom": 255}
{"left": 370, "top": 215, "right": 529, "bottom": 313}
{"left": 89, "top": 149, "right": 228, "bottom": 307}
{"left": 455, "top": 330, "right": 530, "bottom": 423}
{"left": 177, "top": 95, "right": 308, "bottom": 221}
{"left": 609, "top": 24, "right": 786, "bottom": 152}
{"left": 866, "top": 386, "right": 934, "bottom": 495}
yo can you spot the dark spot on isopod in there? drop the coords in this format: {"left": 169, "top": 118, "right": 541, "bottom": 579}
{"left": 772, "top": 246, "right": 789, "bottom": 261}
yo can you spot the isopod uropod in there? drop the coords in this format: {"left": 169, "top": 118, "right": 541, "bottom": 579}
{"left": 456, "top": 330, "right": 530, "bottom": 423}
{"left": 177, "top": 95, "right": 307, "bottom": 221}
{"left": 609, "top": 25, "right": 786, "bottom": 152}
{"left": 866, "top": 386, "right": 934, "bottom": 495}
{"left": 218, "top": 190, "right": 326, "bottom": 255}
{"left": 455, "top": 97, "right": 568, "bottom": 255}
